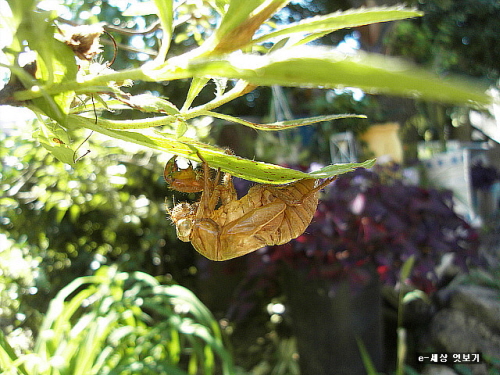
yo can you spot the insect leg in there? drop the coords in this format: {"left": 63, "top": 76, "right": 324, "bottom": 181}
{"left": 218, "top": 172, "right": 237, "bottom": 205}
{"left": 195, "top": 151, "right": 222, "bottom": 218}
{"left": 299, "top": 176, "right": 337, "bottom": 203}
{"left": 207, "top": 168, "right": 222, "bottom": 210}
{"left": 164, "top": 155, "right": 179, "bottom": 182}
{"left": 196, "top": 152, "right": 211, "bottom": 217}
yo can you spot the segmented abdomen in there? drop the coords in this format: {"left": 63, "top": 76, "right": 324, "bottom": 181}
{"left": 217, "top": 179, "right": 320, "bottom": 249}
{"left": 267, "top": 179, "right": 319, "bottom": 245}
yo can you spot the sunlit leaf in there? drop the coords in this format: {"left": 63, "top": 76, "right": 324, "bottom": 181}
{"left": 117, "top": 93, "right": 180, "bottom": 115}
{"left": 211, "top": 0, "right": 266, "bottom": 42}
{"left": 159, "top": 47, "right": 490, "bottom": 106}
{"left": 182, "top": 77, "right": 211, "bottom": 111}
{"left": 153, "top": 0, "right": 174, "bottom": 62}
{"left": 205, "top": 0, "right": 289, "bottom": 53}
{"left": 34, "top": 126, "right": 75, "bottom": 165}
{"left": 69, "top": 204, "right": 81, "bottom": 223}
{"left": 20, "top": 10, "right": 58, "bottom": 83}
{"left": 309, "top": 160, "right": 376, "bottom": 178}
{"left": 22, "top": 267, "right": 234, "bottom": 374}
{"left": 70, "top": 115, "right": 373, "bottom": 184}
{"left": 202, "top": 111, "right": 366, "bottom": 130}
{"left": 75, "top": 115, "right": 178, "bottom": 130}
{"left": 0, "top": 330, "right": 28, "bottom": 375}
{"left": 402, "top": 289, "right": 429, "bottom": 304}
{"left": 13, "top": 7, "right": 78, "bottom": 123}
{"left": 252, "top": 6, "right": 423, "bottom": 46}
{"left": 175, "top": 118, "right": 188, "bottom": 137}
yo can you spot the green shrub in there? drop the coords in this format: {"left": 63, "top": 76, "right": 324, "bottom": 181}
{"left": 0, "top": 265, "right": 235, "bottom": 375}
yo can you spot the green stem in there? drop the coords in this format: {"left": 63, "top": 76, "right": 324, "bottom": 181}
{"left": 68, "top": 114, "right": 177, "bottom": 130}
{"left": 12, "top": 54, "right": 198, "bottom": 101}
{"left": 13, "top": 67, "right": 146, "bottom": 101}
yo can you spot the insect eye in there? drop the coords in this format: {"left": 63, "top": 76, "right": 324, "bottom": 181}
{"left": 176, "top": 218, "right": 193, "bottom": 240}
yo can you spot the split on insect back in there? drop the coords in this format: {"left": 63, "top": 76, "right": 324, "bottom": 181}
{"left": 164, "top": 152, "right": 342, "bottom": 261}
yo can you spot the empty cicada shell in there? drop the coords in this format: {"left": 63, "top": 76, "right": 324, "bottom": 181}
{"left": 164, "top": 155, "right": 204, "bottom": 193}
{"left": 166, "top": 153, "right": 335, "bottom": 261}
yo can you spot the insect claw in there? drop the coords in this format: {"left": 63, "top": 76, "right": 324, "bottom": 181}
{"left": 195, "top": 150, "right": 206, "bottom": 164}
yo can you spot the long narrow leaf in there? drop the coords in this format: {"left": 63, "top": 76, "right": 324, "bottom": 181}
{"left": 35, "top": 277, "right": 99, "bottom": 352}
{"left": 164, "top": 47, "right": 490, "bottom": 106}
{"left": 202, "top": 110, "right": 366, "bottom": 130}
{"left": 196, "top": 0, "right": 290, "bottom": 53}
{"left": 73, "top": 314, "right": 120, "bottom": 375}
{"left": 153, "top": 0, "right": 174, "bottom": 62}
{"left": 70, "top": 114, "right": 374, "bottom": 184}
{"left": 355, "top": 337, "right": 380, "bottom": 375}
{"left": 251, "top": 6, "right": 423, "bottom": 45}
{"left": 21, "top": 45, "right": 491, "bottom": 108}
{"left": 7, "top": 267, "right": 236, "bottom": 375}
{"left": 400, "top": 255, "right": 416, "bottom": 283}
{"left": 182, "top": 77, "right": 211, "bottom": 111}
{"left": 0, "top": 329, "right": 29, "bottom": 375}
{"left": 214, "top": 0, "right": 266, "bottom": 39}
{"left": 53, "top": 288, "right": 96, "bottom": 334}
{"left": 164, "top": 285, "right": 220, "bottom": 331}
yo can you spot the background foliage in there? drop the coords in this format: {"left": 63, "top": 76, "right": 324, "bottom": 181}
{"left": 0, "top": 266, "right": 235, "bottom": 375}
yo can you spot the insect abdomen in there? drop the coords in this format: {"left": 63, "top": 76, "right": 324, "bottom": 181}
{"left": 267, "top": 179, "right": 319, "bottom": 245}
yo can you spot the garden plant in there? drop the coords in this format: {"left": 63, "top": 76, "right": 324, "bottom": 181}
{"left": 0, "top": 0, "right": 495, "bottom": 374}
{"left": 1, "top": 0, "right": 490, "bottom": 180}
{"left": 0, "top": 266, "right": 235, "bottom": 374}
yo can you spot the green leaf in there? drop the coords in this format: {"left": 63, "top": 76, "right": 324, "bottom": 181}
{"left": 153, "top": 0, "right": 174, "bottom": 62}
{"left": 212, "top": 0, "right": 267, "bottom": 42}
{"left": 309, "top": 160, "right": 375, "bottom": 178}
{"left": 399, "top": 255, "right": 415, "bottom": 282}
{"left": 70, "top": 98, "right": 126, "bottom": 114}
{"left": 70, "top": 114, "right": 373, "bottom": 184}
{"left": 203, "top": 111, "right": 366, "bottom": 130}
{"left": 17, "top": 8, "right": 78, "bottom": 123}
{"left": 76, "top": 114, "right": 178, "bottom": 130}
{"left": 19, "top": 40, "right": 491, "bottom": 108}
{"left": 69, "top": 204, "right": 81, "bottom": 223}
{"left": 19, "top": 9, "right": 58, "bottom": 83}
{"left": 31, "top": 41, "right": 77, "bottom": 125}
{"left": 204, "top": 0, "right": 290, "bottom": 53}
{"left": 117, "top": 93, "right": 180, "bottom": 115}
{"left": 167, "top": 47, "right": 491, "bottom": 106}
{"left": 209, "top": 0, "right": 231, "bottom": 15}
{"left": 45, "top": 40, "right": 78, "bottom": 112}
{"left": 175, "top": 119, "right": 188, "bottom": 138}
{"left": 0, "top": 329, "right": 29, "bottom": 375}
{"left": 20, "top": 10, "right": 76, "bottom": 118}
{"left": 17, "top": 266, "right": 235, "bottom": 375}
{"left": 251, "top": 6, "right": 423, "bottom": 46}
{"left": 402, "top": 289, "right": 429, "bottom": 304}
{"left": 1, "top": 1, "right": 23, "bottom": 59}
{"left": 356, "top": 337, "right": 379, "bottom": 375}
{"left": 34, "top": 125, "right": 76, "bottom": 165}
{"left": 182, "top": 77, "right": 211, "bottom": 111}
